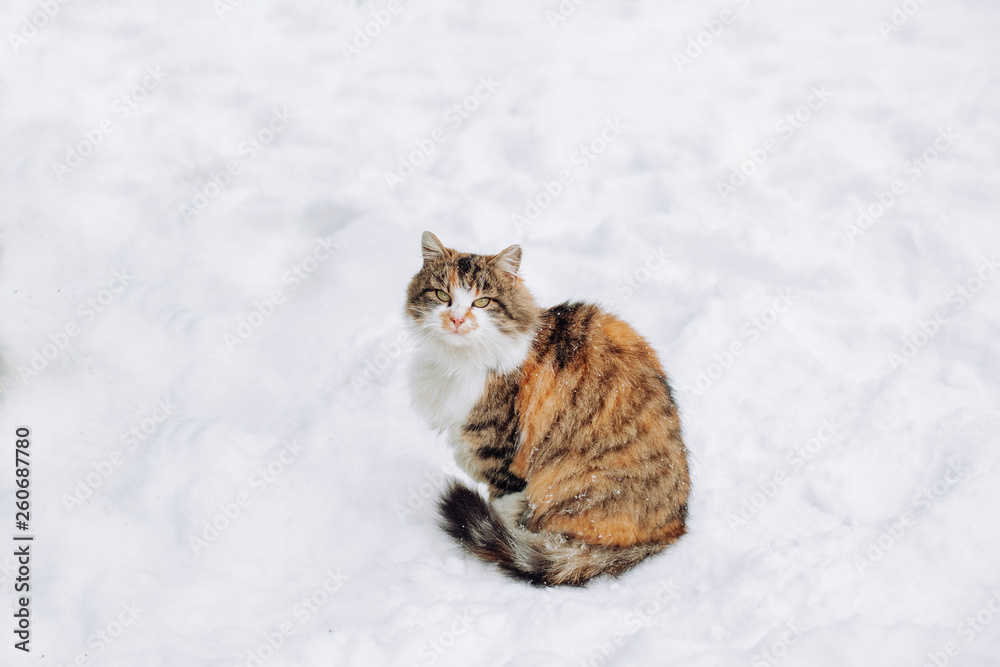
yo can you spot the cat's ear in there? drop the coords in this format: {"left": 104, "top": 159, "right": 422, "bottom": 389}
{"left": 421, "top": 231, "right": 447, "bottom": 263}
{"left": 492, "top": 244, "right": 522, "bottom": 277}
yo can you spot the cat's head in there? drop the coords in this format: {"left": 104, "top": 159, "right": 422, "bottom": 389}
{"left": 405, "top": 232, "right": 539, "bottom": 354}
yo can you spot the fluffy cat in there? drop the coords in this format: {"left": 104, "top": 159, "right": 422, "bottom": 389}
{"left": 405, "top": 232, "right": 689, "bottom": 586}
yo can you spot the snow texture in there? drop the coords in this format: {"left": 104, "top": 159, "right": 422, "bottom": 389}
{"left": 1, "top": 0, "right": 999, "bottom": 665}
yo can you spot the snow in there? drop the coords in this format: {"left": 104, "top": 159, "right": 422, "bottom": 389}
{"left": 1, "top": 0, "right": 999, "bottom": 665}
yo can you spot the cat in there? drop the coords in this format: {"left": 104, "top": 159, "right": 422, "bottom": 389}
{"left": 405, "top": 231, "right": 689, "bottom": 586}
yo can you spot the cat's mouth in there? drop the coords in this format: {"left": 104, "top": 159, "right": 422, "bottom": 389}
{"left": 440, "top": 326, "right": 475, "bottom": 344}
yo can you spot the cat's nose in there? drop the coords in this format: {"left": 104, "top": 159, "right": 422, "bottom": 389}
{"left": 450, "top": 314, "right": 465, "bottom": 328}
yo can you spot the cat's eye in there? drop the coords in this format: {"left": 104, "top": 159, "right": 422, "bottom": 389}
{"left": 473, "top": 297, "right": 491, "bottom": 308}
{"left": 434, "top": 290, "right": 451, "bottom": 303}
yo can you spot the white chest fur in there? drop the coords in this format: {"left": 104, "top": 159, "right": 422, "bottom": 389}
{"left": 409, "top": 352, "right": 488, "bottom": 433}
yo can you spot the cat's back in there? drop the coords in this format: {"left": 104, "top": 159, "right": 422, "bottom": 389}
{"left": 514, "top": 301, "right": 683, "bottom": 462}
{"left": 511, "top": 301, "right": 688, "bottom": 547}
{"left": 529, "top": 301, "right": 670, "bottom": 384}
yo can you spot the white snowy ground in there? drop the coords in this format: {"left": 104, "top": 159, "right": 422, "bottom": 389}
{"left": 1, "top": 0, "right": 999, "bottom": 665}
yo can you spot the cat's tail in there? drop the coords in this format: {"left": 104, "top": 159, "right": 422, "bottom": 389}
{"left": 437, "top": 482, "right": 671, "bottom": 587}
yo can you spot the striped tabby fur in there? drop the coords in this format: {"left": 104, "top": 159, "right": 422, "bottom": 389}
{"left": 406, "top": 232, "right": 689, "bottom": 586}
